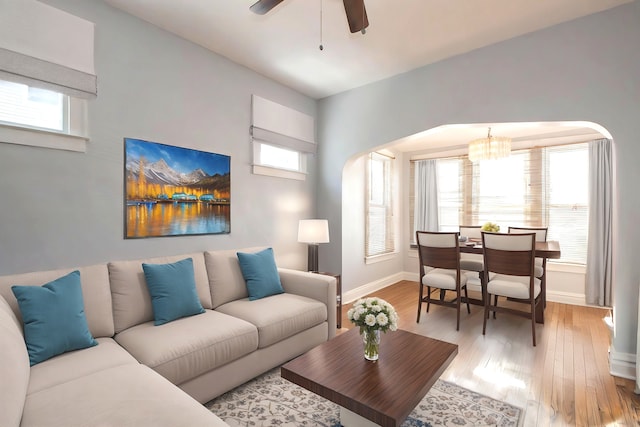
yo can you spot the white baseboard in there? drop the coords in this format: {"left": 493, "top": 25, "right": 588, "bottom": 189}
{"left": 342, "top": 272, "right": 405, "bottom": 304}
{"left": 609, "top": 345, "right": 636, "bottom": 381}
{"left": 546, "top": 290, "right": 586, "bottom": 306}
{"left": 403, "top": 272, "right": 420, "bottom": 282}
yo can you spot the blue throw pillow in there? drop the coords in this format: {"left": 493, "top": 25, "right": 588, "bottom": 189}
{"left": 237, "top": 248, "right": 284, "bottom": 300}
{"left": 11, "top": 270, "right": 98, "bottom": 366}
{"left": 142, "top": 258, "right": 205, "bottom": 326}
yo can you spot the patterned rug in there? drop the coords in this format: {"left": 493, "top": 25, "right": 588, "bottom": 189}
{"left": 206, "top": 368, "right": 522, "bottom": 427}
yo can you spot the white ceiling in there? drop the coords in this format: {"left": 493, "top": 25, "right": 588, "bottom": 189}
{"left": 103, "top": 0, "right": 626, "bottom": 151}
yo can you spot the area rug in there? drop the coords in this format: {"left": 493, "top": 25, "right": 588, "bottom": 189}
{"left": 206, "top": 368, "right": 522, "bottom": 427}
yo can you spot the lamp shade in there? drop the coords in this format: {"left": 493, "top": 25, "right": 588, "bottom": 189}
{"left": 298, "top": 219, "right": 330, "bottom": 244}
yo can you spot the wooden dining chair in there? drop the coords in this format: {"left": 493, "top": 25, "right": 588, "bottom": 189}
{"left": 416, "top": 231, "right": 470, "bottom": 331}
{"left": 481, "top": 231, "right": 541, "bottom": 346}
{"left": 508, "top": 226, "right": 548, "bottom": 308}
{"left": 459, "top": 225, "right": 485, "bottom": 301}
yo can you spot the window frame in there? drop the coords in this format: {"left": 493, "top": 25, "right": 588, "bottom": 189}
{"left": 365, "top": 152, "right": 396, "bottom": 260}
{"left": 0, "top": 79, "right": 89, "bottom": 152}
{"left": 252, "top": 140, "right": 308, "bottom": 181}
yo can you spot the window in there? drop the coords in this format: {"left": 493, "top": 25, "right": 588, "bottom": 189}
{"left": 250, "top": 95, "right": 315, "bottom": 181}
{"left": 366, "top": 152, "right": 395, "bottom": 258}
{"left": 410, "top": 143, "right": 589, "bottom": 264}
{"left": 0, "top": 79, "right": 67, "bottom": 132}
{"left": 0, "top": 79, "right": 88, "bottom": 152}
{"left": 252, "top": 140, "right": 307, "bottom": 180}
{"left": 258, "top": 143, "right": 301, "bottom": 170}
{"left": 0, "top": 1, "right": 95, "bottom": 151}
{"left": 546, "top": 145, "right": 589, "bottom": 264}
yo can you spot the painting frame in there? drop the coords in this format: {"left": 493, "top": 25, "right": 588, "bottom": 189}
{"left": 124, "top": 138, "right": 231, "bottom": 239}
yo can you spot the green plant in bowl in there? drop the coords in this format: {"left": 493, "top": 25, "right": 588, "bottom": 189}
{"left": 481, "top": 222, "right": 500, "bottom": 232}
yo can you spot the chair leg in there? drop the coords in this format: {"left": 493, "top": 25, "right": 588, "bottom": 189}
{"left": 456, "top": 288, "right": 461, "bottom": 331}
{"left": 531, "top": 299, "right": 537, "bottom": 347}
{"left": 426, "top": 286, "right": 432, "bottom": 313}
{"left": 463, "top": 285, "right": 471, "bottom": 314}
{"left": 416, "top": 282, "right": 424, "bottom": 323}
{"left": 493, "top": 295, "right": 498, "bottom": 319}
{"left": 483, "top": 292, "right": 490, "bottom": 335}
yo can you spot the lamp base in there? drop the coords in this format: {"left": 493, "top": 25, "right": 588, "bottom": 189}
{"left": 307, "top": 244, "right": 319, "bottom": 273}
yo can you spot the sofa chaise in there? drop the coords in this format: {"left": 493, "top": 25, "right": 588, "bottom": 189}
{"left": 0, "top": 247, "right": 337, "bottom": 427}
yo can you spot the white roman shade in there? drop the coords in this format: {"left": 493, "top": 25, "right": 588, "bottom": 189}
{"left": 250, "top": 95, "right": 316, "bottom": 154}
{"left": 0, "top": 0, "right": 97, "bottom": 98}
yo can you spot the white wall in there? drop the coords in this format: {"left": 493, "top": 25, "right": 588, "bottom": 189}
{"left": 341, "top": 151, "right": 405, "bottom": 302}
{"left": 318, "top": 2, "right": 640, "bottom": 358}
{"left": 0, "top": 0, "right": 317, "bottom": 274}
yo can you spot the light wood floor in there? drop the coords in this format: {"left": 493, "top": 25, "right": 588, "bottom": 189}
{"left": 339, "top": 280, "right": 640, "bottom": 426}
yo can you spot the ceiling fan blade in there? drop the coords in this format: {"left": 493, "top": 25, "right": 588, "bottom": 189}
{"left": 249, "top": 0, "right": 285, "bottom": 15}
{"left": 343, "top": 0, "right": 369, "bottom": 33}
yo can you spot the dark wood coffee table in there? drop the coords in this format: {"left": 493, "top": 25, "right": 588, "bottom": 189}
{"left": 281, "top": 328, "right": 458, "bottom": 427}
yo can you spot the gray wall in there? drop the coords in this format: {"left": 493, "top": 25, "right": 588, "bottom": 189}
{"left": 318, "top": 2, "right": 640, "bottom": 354}
{"left": 0, "top": 0, "right": 317, "bottom": 274}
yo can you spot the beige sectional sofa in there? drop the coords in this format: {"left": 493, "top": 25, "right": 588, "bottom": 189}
{"left": 0, "top": 247, "right": 337, "bottom": 427}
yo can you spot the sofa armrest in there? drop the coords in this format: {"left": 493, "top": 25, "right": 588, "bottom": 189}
{"left": 278, "top": 268, "right": 337, "bottom": 338}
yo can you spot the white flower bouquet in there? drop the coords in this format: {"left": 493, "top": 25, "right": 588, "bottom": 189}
{"left": 347, "top": 297, "right": 399, "bottom": 333}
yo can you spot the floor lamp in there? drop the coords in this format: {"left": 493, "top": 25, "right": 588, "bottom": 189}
{"left": 298, "top": 219, "right": 330, "bottom": 273}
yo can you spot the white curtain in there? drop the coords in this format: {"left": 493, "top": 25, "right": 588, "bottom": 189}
{"left": 414, "top": 160, "right": 439, "bottom": 232}
{"left": 250, "top": 95, "right": 316, "bottom": 153}
{"left": 0, "top": 0, "right": 97, "bottom": 98}
{"left": 585, "top": 138, "right": 613, "bottom": 307}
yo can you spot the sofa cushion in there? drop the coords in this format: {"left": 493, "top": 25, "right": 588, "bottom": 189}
{"left": 204, "top": 246, "right": 266, "bottom": 309}
{"left": 0, "top": 295, "right": 30, "bottom": 427}
{"left": 12, "top": 271, "right": 98, "bottom": 366}
{"left": 216, "top": 293, "right": 327, "bottom": 348}
{"left": 237, "top": 248, "right": 284, "bottom": 300}
{"left": 27, "top": 337, "right": 138, "bottom": 395}
{"left": 142, "top": 258, "right": 205, "bottom": 325}
{"left": 0, "top": 264, "right": 114, "bottom": 338}
{"left": 114, "top": 310, "right": 258, "bottom": 385}
{"left": 109, "top": 253, "right": 212, "bottom": 333}
{"left": 21, "top": 364, "right": 228, "bottom": 427}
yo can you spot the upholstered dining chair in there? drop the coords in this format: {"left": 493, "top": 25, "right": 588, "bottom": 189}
{"left": 508, "top": 226, "right": 548, "bottom": 308}
{"left": 481, "top": 231, "right": 541, "bottom": 346}
{"left": 459, "top": 225, "right": 485, "bottom": 301}
{"left": 416, "top": 231, "right": 470, "bottom": 331}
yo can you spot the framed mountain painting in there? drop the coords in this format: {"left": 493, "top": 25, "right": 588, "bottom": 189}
{"left": 124, "top": 138, "right": 230, "bottom": 238}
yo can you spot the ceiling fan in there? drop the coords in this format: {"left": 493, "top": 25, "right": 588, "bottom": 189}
{"left": 250, "top": 0, "right": 369, "bottom": 34}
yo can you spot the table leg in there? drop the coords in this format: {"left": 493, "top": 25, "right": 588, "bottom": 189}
{"left": 340, "top": 407, "right": 380, "bottom": 426}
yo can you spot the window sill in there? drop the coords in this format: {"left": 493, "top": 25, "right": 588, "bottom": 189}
{"left": 0, "top": 123, "right": 88, "bottom": 152}
{"left": 365, "top": 252, "right": 399, "bottom": 264}
{"left": 252, "top": 164, "right": 306, "bottom": 181}
{"left": 547, "top": 262, "right": 585, "bottom": 274}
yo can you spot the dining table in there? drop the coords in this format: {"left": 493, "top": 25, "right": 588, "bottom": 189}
{"left": 458, "top": 240, "right": 561, "bottom": 324}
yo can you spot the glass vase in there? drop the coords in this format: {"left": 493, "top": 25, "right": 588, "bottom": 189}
{"left": 362, "top": 328, "right": 381, "bottom": 361}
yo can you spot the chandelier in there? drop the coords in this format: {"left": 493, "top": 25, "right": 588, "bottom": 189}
{"left": 468, "top": 127, "right": 511, "bottom": 162}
